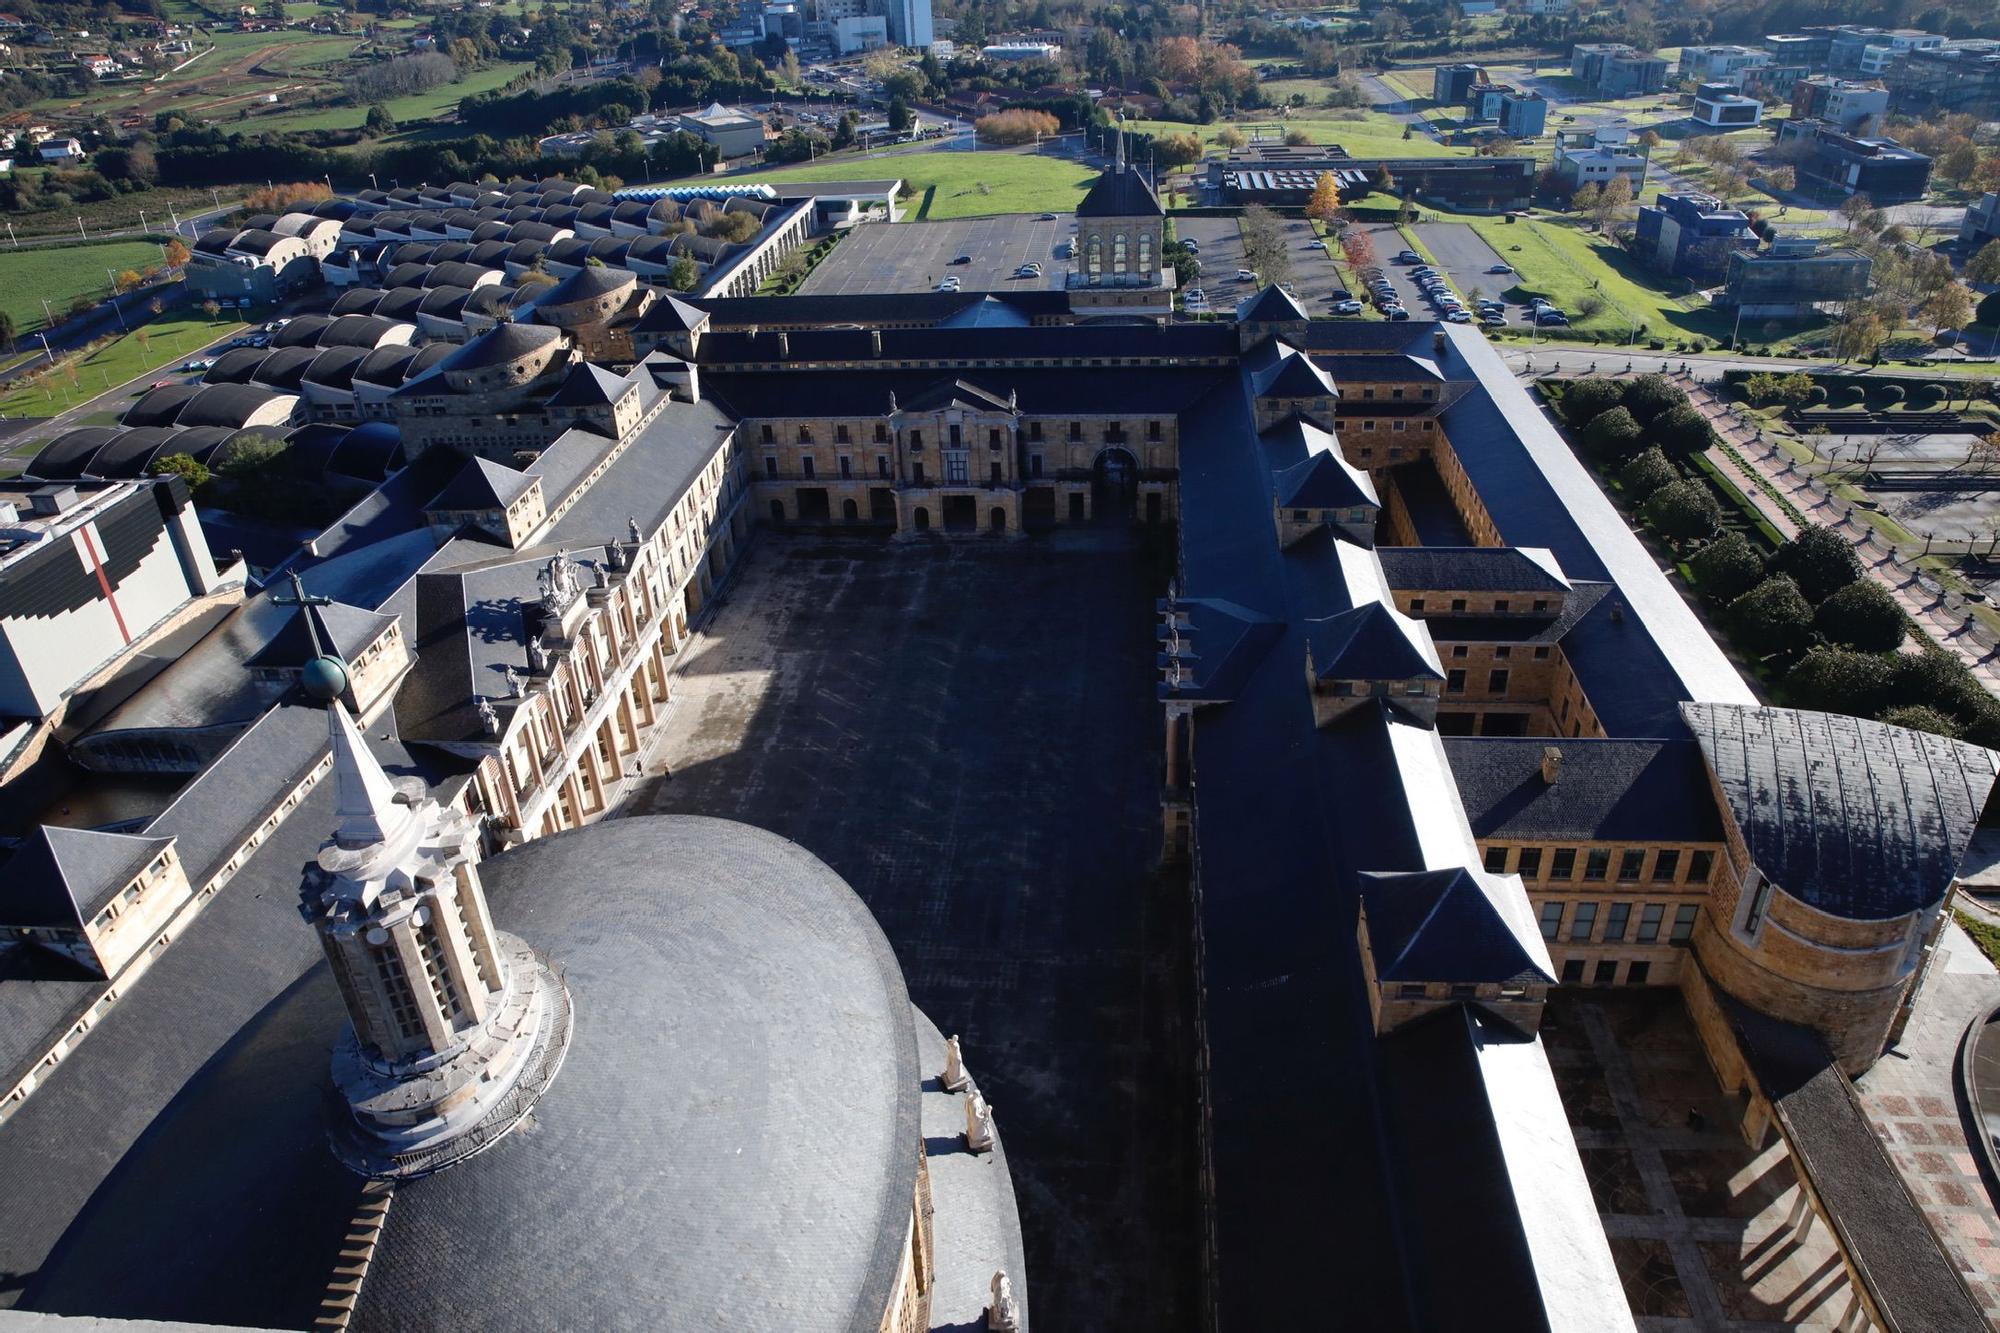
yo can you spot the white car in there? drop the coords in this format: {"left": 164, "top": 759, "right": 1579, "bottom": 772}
{"left": 1236, "top": 268, "right": 1255, "bottom": 281}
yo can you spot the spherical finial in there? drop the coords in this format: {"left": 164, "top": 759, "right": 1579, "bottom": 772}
{"left": 302, "top": 654, "right": 351, "bottom": 702}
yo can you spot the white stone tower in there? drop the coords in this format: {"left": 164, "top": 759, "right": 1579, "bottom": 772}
{"left": 296, "top": 651, "right": 572, "bottom": 1178}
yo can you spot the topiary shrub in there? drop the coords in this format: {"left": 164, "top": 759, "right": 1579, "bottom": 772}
{"left": 1768, "top": 524, "right": 1863, "bottom": 603}
{"left": 1870, "top": 382, "right": 1905, "bottom": 409}
{"left": 1560, "top": 378, "right": 1626, "bottom": 427}
{"left": 1909, "top": 383, "right": 1946, "bottom": 410}
{"left": 1623, "top": 373, "right": 1683, "bottom": 423}
{"left": 1581, "top": 405, "right": 1645, "bottom": 461}
{"left": 1689, "top": 531, "right": 1765, "bottom": 602}
{"left": 1618, "top": 446, "right": 1677, "bottom": 501}
{"left": 1785, "top": 647, "right": 1893, "bottom": 717}
{"left": 1643, "top": 478, "right": 1723, "bottom": 544}
{"left": 1654, "top": 403, "right": 1716, "bottom": 457}
{"left": 1812, "top": 578, "right": 1905, "bottom": 652}
{"left": 1878, "top": 704, "right": 1960, "bottom": 739}
{"left": 1731, "top": 574, "right": 1814, "bottom": 659}
{"left": 1806, "top": 385, "right": 1828, "bottom": 406}
{"left": 1831, "top": 381, "right": 1867, "bottom": 408}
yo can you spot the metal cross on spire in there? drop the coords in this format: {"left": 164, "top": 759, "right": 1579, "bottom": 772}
{"left": 272, "top": 570, "right": 334, "bottom": 658}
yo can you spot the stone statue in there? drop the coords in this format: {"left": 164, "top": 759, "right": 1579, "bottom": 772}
{"left": 504, "top": 665, "right": 522, "bottom": 698}
{"left": 965, "top": 1089, "right": 995, "bottom": 1153}
{"left": 943, "top": 1035, "right": 972, "bottom": 1092}
{"left": 887, "top": 389, "right": 897, "bottom": 413}
{"left": 476, "top": 696, "right": 499, "bottom": 736}
{"left": 542, "top": 549, "right": 584, "bottom": 612}
{"left": 1007, "top": 387, "right": 1018, "bottom": 412}
{"left": 627, "top": 515, "right": 642, "bottom": 545}
{"left": 987, "top": 1272, "right": 1021, "bottom": 1332}
{"left": 527, "top": 637, "right": 549, "bottom": 673}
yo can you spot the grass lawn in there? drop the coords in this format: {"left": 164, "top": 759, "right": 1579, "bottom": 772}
{"left": 0, "top": 243, "right": 173, "bottom": 334}
{"left": 1123, "top": 112, "right": 1463, "bottom": 159}
{"left": 1, "top": 311, "right": 247, "bottom": 418}
{"left": 247, "top": 59, "right": 526, "bottom": 133}
{"left": 739, "top": 151, "right": 1096, "bottom": 219}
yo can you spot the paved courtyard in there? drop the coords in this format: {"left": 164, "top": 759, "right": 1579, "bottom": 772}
{"left": 627, "top": 529, "right": 1198, "bottom": 1327}
{"left": 798, "top": 214, "right": 1072, "bottom": 295}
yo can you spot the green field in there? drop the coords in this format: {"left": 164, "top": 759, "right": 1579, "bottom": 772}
{"left": 0, "top": 243, "right": 176, "bottom": 335}
{"left": 1, "top": 311, "right": 248, "bottom": 418}
{"left": 742, "top": 151, "right": 1097, "bottom": 219}
{"left": 247, "top": 59, "right": 528, "bottom": 134}
{"left": 1123, "top": 112, "right": 1463, "bottom": 160}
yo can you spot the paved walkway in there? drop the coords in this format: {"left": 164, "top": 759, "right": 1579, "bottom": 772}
{"left": 1853, "top": 920, "right": 2000, "bottom": 1327}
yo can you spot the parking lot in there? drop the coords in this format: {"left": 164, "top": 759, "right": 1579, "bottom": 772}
{"left": 798, "top": 214, "right": 1072, "bottom": 295}
{"left": 1172, "top": 215, "right": 1250, "bottom": 313}
{"left": 1413, "top": 221, "right": 1520, "bottom": 311}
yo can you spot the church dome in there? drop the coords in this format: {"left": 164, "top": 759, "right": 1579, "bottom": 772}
{"left": 24, "top": 816, "right": 944, "bottom": 1332}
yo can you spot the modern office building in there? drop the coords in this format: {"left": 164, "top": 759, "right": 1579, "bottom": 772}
{"left": 1570, "top": 42, "right": 1670, "bottom": 96}
{"left": 1885, "top": 40, "right": 2000, "bottom": 118}
{"left": 1775, "top": 118, "right": 1935, "bottom": 203}
{"left": 1551, "top": 125, "right": 1648, "bottom": 190}
{"left": 1211, "top": 145, "right": 1537, "bottom": 211}
{"left": 1963, "top": 191, "right": 2000, "bottom": 249}
{"left": 1690, "top": 81, "right": 1765, "bottom": 129}
{"left": 883, "top": 0, "right": 931, "bottom": 48}
{"left": 1791, "top": 76, "right": 1890, "bottom": 133}
{"left": 1434, "top": 62, "right": 1485, "bottom": 104}
{"left": 1679, "top": 44, "right": 1770, "bottom": 84}
{"left": 1719, "top": 238, "right": 1872, "bottom": 316}
{"left": 1466, "top": 85, "right": 1547, "bottom": 137}
{"left": 1635, "top": 192, "right": 1753, "bottom": 281}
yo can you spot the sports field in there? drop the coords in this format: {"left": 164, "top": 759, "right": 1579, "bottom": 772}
{"left": 743, "top": 150, "right": 1097, "bottom": 219}
{"left": 0, "top": 243, "right": 172, "bottom": 335}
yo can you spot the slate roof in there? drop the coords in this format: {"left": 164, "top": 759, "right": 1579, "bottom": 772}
{"left": 1358, "top": 867, "right": 1556, "bottom": 984}
{"left": 1378, "top": 545, "right": 1570, "bottom": 594}
{"left": 1445, "top": 737, "right": 1723, "bottom": 843}
{"left": 0, "top": 826, "right": 172, "bottom": 930}
{"left": 1077, "top": 163, "right": 1162, "bottom": 217}
{"left": 1680, "top": 703, "right": 1998, "bottom": 920}
{"left": 430, "top": 457, "right": 534, "bottom": 512}
{"left": 244, "top": 600, "right": 395, "bottom": 671}
{"left": 1305, "top": 602, "right": 1443, "bottom": 682}
{"left": 537, "top": 262, "right": 634, "bottom": 307}
{"left": 545, "top": 361, "right": 630, "bottom": 407}
{"left": 1237, "top": 284, "right": 1311, "bottom": 323}
{"left": 439, "top": 321, "right": 561, "bottom": 372}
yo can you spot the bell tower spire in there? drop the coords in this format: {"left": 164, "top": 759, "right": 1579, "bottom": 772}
{"left": 297, "top": 652, "right": 571, "bottom": 1179}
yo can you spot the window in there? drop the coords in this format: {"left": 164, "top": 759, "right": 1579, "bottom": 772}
{"left": 1494, "top": 646, "right": 1511, "bottom": 660}
{"left": 988, "top": 428, "right": 1002, "bottom": 449}
{"left": 1448, "top": 983, "right": 1477, "bottom": 999}
{"left": 1451, "top": 598, "right": 1467, "bottom": 612}
{"left": 1409, "top": 598, "right": 1426, "bottom": 613}
{"left": 1742, "top": 873, "right": 1773, "bottom": 935}
{"left": 1452, "top": 646, "right": 1469, "bottom": 659}
{"left": 1069, "top": 422, "right": 1082, "bottom": 441}
{"left": 1029, "top": 422, "right": 1043, "bottom": 441}
{"left": 1626, "top": 961, "right": 1651, "bottom": 985}
{"left": 1551, "top": 848, "right": 1577, "bottom": 879}
{"left": 1447, "top": 669, "right": 1467, "bottom": 694}
{"left": 1534, "top": 646, "right": 1551, "bottom": 660}
{"left": 1494, "top": 599, "right": 1510, "bottom": 613}
{"left": 839, "top": 456, "right": 852, "bottom": 479}
{"left": 989, "top": 461, "right": 1002, "bottom": 484}
{"left": 1484, "top": 846, "right": 1509, "bottom": 873}
{"left": 913, "top": 461, "right": 925, "bottom": 483}
{"left": 801, "top": 457, "right": 815, "bottom": 479}
{"left": 1488, "top": 669, "right": 1510, "bottom": 694}
{"left": 1294, "top": 509, "right": 1310, "bottom": 523}
{"left": 1569, "top": 902, "right": 1597, "bottom": 941}
{"left": 1618, "top": 850, "right": 1644, "bottom": 882}
{"left": 1638, "top": 903, "right": 1664, "bottom": 943}
{"left": 1687, "top": 850, "right": 1715, "bottom": 883}
{"left": 1533, "top": 599, "right": 1550, "bottom": 613}
{"left": 878, "top": 457, "right": 891, "bottom": 478}
{"left": 1517, "top": 847, "right": 1542, "bottom": 879}
{"left": 1593, "top": 960, "right": 1619, "bottom": 985}
{"left": 760, "top": 424, "right": 774, "bottom": 443}
{"left": 1539, "top": 901, "right": 1564, "bottom": 941}
{"left": 875, "top": 422, "right": 888, "bottom": 442}
{"left": 1584, "top": 849, "right": 1609, "bottom": 881}
{"left": 1652, "top": 849, "right": 1680, "bottom": 883}
{"left": 764, "top": 457, "right": 777, "bottom": 479}
{"left": 1147, "top": 420, "right": 1161, "bottom": 441}
{"left": 1670, "top": 904, "right": 1698, "bottom": 943}
{"left": 1605, "top": 902, "right": 1630, "bottom": 942}
{"left": 798, "top": 426, "right": 813, "bottom": 443}
{"left": 1397, "top": 983, "right": 1427, "bottom": 999}
{"left": 836, "top": 424, "right": 850, "bottom": 444}
{"left": 1030, "top": 455, "right": 1043, "bottom": 478}
{"left": 1561, "top": 958, "right": 1586, "bottom": 984}
{"left": 908, "top": 429, "right": 924, "bottom": 449}
{"left": 949, "top": 424, "right": 961, "bottom": 446}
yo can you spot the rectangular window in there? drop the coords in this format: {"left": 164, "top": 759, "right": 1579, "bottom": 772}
{"left": 1452, "top": 646, "right": 1469, "bottom": 659}
{"left": 764, "top": 457, "right": 777, "bottom": 479}
{"left": 1397, "top": 983, "right": 1427, "bottom": 999}
{"left": 1593, "top": 960, "right": 1619, "bottom": 985}
{"left": 1516, "top": 847, "right": 1542, "bottom": 879}
{"left": 1551, "top": 848, "right": 1577, "bottom": 879}
{"left": 878, "top": 457, "right": 890, "bottom": 478}
{"left": 909, "top": 430, "right": 923, "bottom": 449}
{"left": 1030, "top": 455, "right": 1043, "bottom": 478}
{"left": 1605, "top": 902, "right": 1630, "bottom": 942}
{"left": 801, "top": 457, "right": 815, "bottom": 479}
{"left": 1029, "top": 422, "right": 1043, "bottom": 441}
{"left": 1409, "top": 598, "right": 1426, "bottom": 613}
{"left": 1451, "top": 598, "right": 1467, "bottom": 612}
{"left": 1618, "top": 849, "right": 1644, "bottom": 882}
{"left": 1488, "top": 669, "right": 1510, "bottom": 694}
{"left": 874, "top": 423, "right": 888, "bottom": 442}
{"left": 1539, "top": 901, "right": 1564, "bottom": 941}
{"left": 1743, "top": 874, "right": 1773, "bottom": 935}
{"left": 798, "top": 426, "right": 813, "bottom": 444}
{"left": 1687, "top": 850, "right": 1715, "bottom": 883}
{"left": 1652, "top": 849, "right": 1680, "bottom": 883}
{"left": 1484, "top": 846, "right": 1509, "bottom": 873}
{"left": 1534, "top": 646, "right": 1551, "bottom": 660}
{"left": 949, "top": 424, "right": 961, "bottom": 446}
{"left": 1627, "top": 961, "right": 1651, "bottom": 985}
{"left": 1638, "top": 903, "right": 1664, "bottom": 942}
{"left": 1494, "top": 599, "right": 1510, "bottom": 613}
{"left": 1561, "top": 958, "right": 1586, "bottom": 984}
{"left": 1584, "top": 849, "right": 1609, "bottom": 881}
{"left": 1494, "top": 647, "right": 1511, "bottom": 660}
{"left": 1447, "top": 668, "right": 1467, "bottom": 694}
{"left": 1069, "top": 421, "right": 1082, "bottom": 440}
{"left": 836, "top": 424, "right": 850, "bottom": 444}
{"left": 1148, "top": 420, "right": 1161, "bottom": 440}
{"left": 1569, "top": 902, "right": 1597, "bottom": 941}
{"left": 1671, "top": 904, "right": 1698, "bottom": 943}
{"left": 912, "top": 462, "right": 925, "bottom": 483}
{"left": 989, "top": 461, "right": 1002, "bottom": 484}
{"left": 839, "top": 456, "right": 852, "bottom": 479}
{"left": 988, "top": 428, "right": 1001, "bottom": 448}
{"left": 760, "top": 424, "right": 773, "bottom": 443}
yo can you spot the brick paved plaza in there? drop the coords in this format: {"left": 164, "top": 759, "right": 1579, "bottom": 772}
{"left": 630, "top": 529, "right": 1198, "bottom": 1328}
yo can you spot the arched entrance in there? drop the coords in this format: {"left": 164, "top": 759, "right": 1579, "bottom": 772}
{"left": 842, "top": 498, "right": 859, "bottom": 522}
{"left": 912, "top": 506, "right": 930, "bottom": 532}
{"left": 1092, "top": 448, "right": 1138, "bottom": 523}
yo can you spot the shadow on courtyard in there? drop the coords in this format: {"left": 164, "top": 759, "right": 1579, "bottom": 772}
{"left": 630, "top": 528, "right": 1199, "bottom": 1330}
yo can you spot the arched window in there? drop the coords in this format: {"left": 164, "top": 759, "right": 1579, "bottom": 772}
{"left": 1137, "top": 233, "right": 1153, "bottom": 275}
{"left": 1086, "top": 234, "right": 1102, "bottom": 278}
{"left": 1113, "top": 232, "right": 1128, "bottom": 275}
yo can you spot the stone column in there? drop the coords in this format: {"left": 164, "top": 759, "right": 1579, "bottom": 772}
{"left": 388, "top": 915, "right": 456, "bottom": 1053}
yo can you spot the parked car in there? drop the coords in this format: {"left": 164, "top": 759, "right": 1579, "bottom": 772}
{"left": 150, "top": 379, "right": 175, "bottom": 389}
{"left": 1038, "top": 212, "right": 1058, "bottom": 220}
{"left": 1388, "top": 307, "right": 1411, "bottom": 320}
{"left": 1333, "top": 299, "right": 1364, "bottom": 314}
{"left": 1535, "top": 310, "right": 1569, "bottom": 326}
{"left": 950, "top": 254, "right": 971, "bottom": 265}
{"left": 1395, "top": 251, "right": 1422, "bottom": 263}
{"left": 1482, "top": 313, "right": 1508, "bottom": 327}
{"left": 1445, "top": 309, "right": 1473, "bottom": 323}
{"left": 1486, "top": 263, "right": 1514, "bottom": 274}
{"left": 1236, "top": 268, "right": 1255, "bottom": 281}
{"left": 1329, "top": 287, "right": 1351, "bottom": 300}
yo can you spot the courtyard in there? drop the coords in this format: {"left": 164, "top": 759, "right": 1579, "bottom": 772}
{"left": 797, "top": 214, "right": 1073, "bottom": 295}
{"left": 627, "top": 529, "right": 1198, "bottom": 1327}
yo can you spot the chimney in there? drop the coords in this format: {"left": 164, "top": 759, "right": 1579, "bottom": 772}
{"left": 1540, "top": 746, "right": 1563, "bottom": 785}
{"left": 870, "top": 329, "right": 882, "bottom": 357}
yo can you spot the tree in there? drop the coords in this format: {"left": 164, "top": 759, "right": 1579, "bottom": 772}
{"left": 1239, "top": 204, "right": 1291, "bottom": 287}
{"left": 1813, "top": 578, "right": 1905, "bottom": 652}
{"left": 163, "top": 238, "right": 191, "bottom": 269}
{"left": 1561, "top": 378, "right": 1625, "bottom": 426}
{"left": 1622, "top": 374, "right": 1683, "bottom": 424}
{"left": 1968, "top": 240, "right": 2000, "bottom": 286}
{"left": 114, "top": 269, "right": 142, "bottom": 294}
{"left": 1839, "top": 192, "right": 1878, "bottom": 236}
{"left": 1618, "top": 446, "right": 1676, "bottom": 500}
{"left": 1732, "top": 575, "right": 1814, "bottom": 658}
{"left": 1305, "top": 172, "right": 1342, "bottom": 226}
{"left": 1690, "top": 532, "right": 1765, "bottom": 602}
{"left": 1154, "top": 132, "right": 1204, "bottom": 169}
{"left": 1575, "top": 294, "right": 1606, "bottom": 323}
{"left": 1941, "top": 141, "right": 1980, "bottom": 185}
{"left": 1833, "top": 312, "right": 1888, "bottom": 362}
{"left": 1643, "top": 478, "right": 1722, "bottom": 544}
{"left": 666, "top": 257, "right": 698, "bottom": 292}
{"left": 1654, "top": 403, "right": 1716, "bottom": 457}
{"left": 1770, "top": 524, "right": 1863, "bottom": 603}
{"left": 1580, "top": 405, "right": 1644, "bottom": 460}
{"left": 1762, "top": 165, "right": 1796, "bottom": 193}
{"left": 365, "top": 103, "right": 397, "bottom": 137}
{"left": 1878, "top": 704, "right": 1960, "bottom": 739}
{"left": 779, "top": 50, "right": 802, "bottom": 89}
{"left": 1785, "top": 647, "right": 1893, "bottom": 717}
{"left": 1216, "top": 126, "right": 1247, "bottom": 151}
{"left": 0, "top": 309, "right": 12, "bottom": 351}
{"left": 887, "top": 97, "right": 912, "bottom": 133}
{"left": 1890, "top": 649, "right": 1991, "bottom": 721}
{"left": 201, "top": 299, "right": 220, "bottom": 321}
{"left": 1283, "top": 128, "right": 1314, "bottom": 147}
{"left": 1570, "top": 181, "right": 1602, "bottom": 220}
{"left": 1588, "top": 174, "right": 1631, "bottom": 232}
{"left": 149, "top": 452, "right": 212, "bottom": 490}
{"left": 975, "top": 110, "right": 1060, "bottom": 146}
{"left": 1921, "top": 282, "right": 1974, "bottom": 336}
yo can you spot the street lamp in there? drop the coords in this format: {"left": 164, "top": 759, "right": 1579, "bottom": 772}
{"left": 34, "top": 332, "right": 53, "bottom": 364}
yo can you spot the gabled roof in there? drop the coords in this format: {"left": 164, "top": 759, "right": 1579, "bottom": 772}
{"left": 1077, "top": 163, "right": 1163, "bottom": 218}
{"left": 429, "top": 457, "right": 534, "bottom": 512}
{"left": 1680, "top": 703, "right": 1998, "bottom": 921}
{"left": 636, "top": 292, "right": 710, "bottom": 333}
{"left": 1377, "top": 545, "right": 1570, "bottom": 594}
{"left": 0, "top": 827, "right": 174, "bottom": 930}
{"left": 1305, "top": 603, "right": 1443, "bottom": 682}
{"left": 897, "top": 377, "right": 1013, "bottom": 414}
{"left": 1274, "top": 448, "right": 1377, "bottom": 510}
{"left": 1446, "top": 737, "right": 1722, "bottom": 843}
{"left": 245, "top": 599, "right": 396, "bottom": 671}
{"left": 546, "top": 361, "right": 631, "bottom": 407}
{"left": 1358, "top": 867, "right": 1556, "bottom": 984}
{"left": 1157, "top": 597, "right": 1284, "bottom": 703}
{"left": 1253, "top": 349, "right": 1339, "bottom": 400}
{"left": 1237, "top": 284, "right": 1312, "bottom": 324}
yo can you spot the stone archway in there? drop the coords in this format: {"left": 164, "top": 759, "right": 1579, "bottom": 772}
{"left": 1092, "top": 448, "right": 1139, "bottom": 523}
